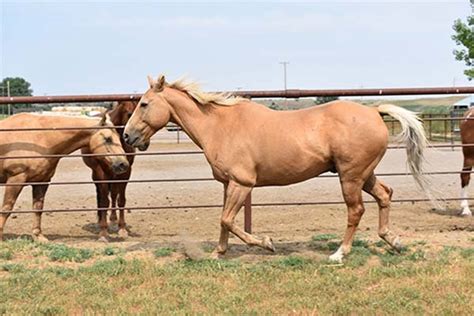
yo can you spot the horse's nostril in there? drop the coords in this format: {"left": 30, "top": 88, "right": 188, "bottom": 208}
{"left": 123, "top": 133, "right": 129, "bottom": 140}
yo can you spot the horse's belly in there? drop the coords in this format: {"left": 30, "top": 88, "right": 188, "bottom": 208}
{"left": 254, "top": 159, "right": 332, "bottom": 186}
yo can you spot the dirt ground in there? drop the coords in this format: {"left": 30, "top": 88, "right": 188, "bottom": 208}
{"left": 1, "top": 130, "right": 473, "bottom": 260}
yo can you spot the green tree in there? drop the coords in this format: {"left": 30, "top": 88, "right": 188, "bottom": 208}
{"left": 452, "top": 1, "right": 474, "bottom": 80}
{"left": 1, "top": 77, "right": 33, "bottom": 96}
{"left": 314, "top": 96, "right": 339, "bottom": 105}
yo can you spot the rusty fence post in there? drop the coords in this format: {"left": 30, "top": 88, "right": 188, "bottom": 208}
{"left": 244, "top": 192, "right": 252, "bottom": 233}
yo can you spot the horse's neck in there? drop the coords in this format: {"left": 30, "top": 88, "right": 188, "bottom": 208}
{"left": 164, "top": 89, "right": 217, "bottom": 149}
{"left": 44, "top": 117, "right": 97, "bottom": 155}
{"left": 108, "top": 106, "right": 122, "bottom": 126}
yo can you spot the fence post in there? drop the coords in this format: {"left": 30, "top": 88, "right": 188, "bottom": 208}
{"left": 428, "top": 114, "right": 432, "bottom": 141}
{"left": 244, "top": 193, "right": 252, "bottom": 233}
{"left": 444, "top": 115, "right": 448, "bottom": 142}
{"left": 177, "top": 128, "right": 180, "bottom": 144}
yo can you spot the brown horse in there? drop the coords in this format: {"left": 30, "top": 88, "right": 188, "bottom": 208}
{"left": 459, "top": 108, "right": 474, "bottom": 216}
{"left": 124, "top": 75, "right": 430, "bottom": 262}
{"left": 82, "top": 101, "right": 140, "bottom": 240}
{"left": 0, "top": 113, "right": 129, "bottom": 241}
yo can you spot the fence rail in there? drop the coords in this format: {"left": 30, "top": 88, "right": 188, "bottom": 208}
{"left": 1, "top": 86, "right": 474, "bottom": 104}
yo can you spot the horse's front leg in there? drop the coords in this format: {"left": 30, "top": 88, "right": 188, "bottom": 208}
{"left": 212, "top": 181, "right": 274, "bottom": 258}
{"left": 0, "top": 175, "right": 26, "bottom": 241}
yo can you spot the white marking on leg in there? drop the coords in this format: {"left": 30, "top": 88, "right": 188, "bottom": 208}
{"left": 461, "top": 186, "right": 472, "bottom": 216}
{"left": 329, "top": 247, "right": 344, "bottom": 263}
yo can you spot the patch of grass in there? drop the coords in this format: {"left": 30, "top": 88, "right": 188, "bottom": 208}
{"left": 43, "top": 244, "right": 93, "bottom": 263}
{"left": 346, "top": 246, "right": 372, "bottom": 268}
{"left": 406, "top": 249, "right": 426, "bottom": 262}
{"left": 311, "top": 233, "right": 338, "bottom": 242}
{"left": 374, "top": 240, "right": 386, "bottom": 248}
{"left": 154, "top": 247, "right": 174, "bottom": 258}
{"left": 276, "top": 256, "right": 311, "bottom": 268}
{"left": 1, "top": 263, "right": 25, "bottom": 273}
{"left": 103, "top": 246, "right": 120, "bottom": 256}
{"left": 0, "top": 249, "right": 472, "bottom": 315}
{"left": 460, "top": 248, "right": 474, "bottom": 259}
{"left": 45, "top": 266, "right": 75, "bottom": 278}
{"left": 0, "top": 249, "right": 13, "bottom": 260}
{"left": 80, "top": 257, "right": 129, "bottom": 277}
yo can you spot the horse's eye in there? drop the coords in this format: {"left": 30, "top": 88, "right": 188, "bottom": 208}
{"left": 105, "top": 137, "right": 113, "bottom": 144}
{"left": 140, "top": 102, "right": 148, "bottom": 107}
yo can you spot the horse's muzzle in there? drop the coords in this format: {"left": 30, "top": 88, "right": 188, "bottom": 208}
{"left": 111, "top": 161, "right": 129, "bottom": 175}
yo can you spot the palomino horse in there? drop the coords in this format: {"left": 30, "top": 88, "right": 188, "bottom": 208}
{"left": 0, "top": 113, "right": 129, "bottom": 241}
{"left": 459, "top": 108, "right": 474, "bottom": 216}
{"left": 124, "top": 75, "right": 429, "bottom": 262}
{"left": 82, "top": 101, "right": 144, "bottom": 239}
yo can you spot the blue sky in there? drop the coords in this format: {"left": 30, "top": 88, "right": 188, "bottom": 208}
{"left": 0, "top": 0, "right": 472, "bottom": 95}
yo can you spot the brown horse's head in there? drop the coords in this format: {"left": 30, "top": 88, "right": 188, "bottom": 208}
{"left": 124, "top": 75, "right": 170, "bottom": 149}
{"left": 110, "top": 101, "right": 138, "bottom": 125}
{"left": 90, "top": 114, "right": 130, "bottom": 174}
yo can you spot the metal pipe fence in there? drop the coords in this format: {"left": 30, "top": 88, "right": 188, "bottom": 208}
{"left": 1, "top": 85, "right": 473, "bottom": 233}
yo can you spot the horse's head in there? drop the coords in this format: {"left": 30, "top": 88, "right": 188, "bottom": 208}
{"left": 116, "top": 101, "right": 138, "bottom": 124}
{"left": 90, "top": 114, "right": 130, "bottom": 175}
{"left": 124, "top": 74, "right": 171, "bottom": 150}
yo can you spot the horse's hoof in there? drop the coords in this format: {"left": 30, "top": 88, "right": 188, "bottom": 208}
{"left": 33, "top": 234, "right": 49, "bottom": 243}
{"left": 329, "top": 251, "right": 343, "bottom": 263}
{"left": 209, "top": 250, "right": 225, "bottom": 260}
{"left": 262, "top": 236, "right": 275, "bottom": 252}
{"left": 98, "top": 236, "right": 109, "bottom": 243}
{"left": 118, "top": 229, "right": 129, "bottom": 239}
{"left": 460, "top": 208, "right": 472, "bottom": 217}
{"left": 391, "top": 237, "right": 403, "bottom": 253}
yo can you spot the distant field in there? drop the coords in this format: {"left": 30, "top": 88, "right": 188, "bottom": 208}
{"left": 258, "top": 95, "right": 468, "bottom": 112}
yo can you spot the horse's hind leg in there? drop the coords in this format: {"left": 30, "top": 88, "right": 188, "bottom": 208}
{"left": 212, "top": 181, "right": 274, "bottom": 258}
{"left": 31, "top": 184, "right": 49, "bottom": 242}
{"left": 363, "top": 174, "right": 402, "bottom": 251}
{"left": 0, "top": 176, "right": 26, "bottom": 241}
{"left": 329, "top": 179, "right": 366, "bottom": 262}
{"left": 460, "top": 159, "right": 472, "bottom": 216}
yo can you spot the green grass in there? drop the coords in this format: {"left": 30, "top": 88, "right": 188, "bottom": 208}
{"left": 0, "top": 238, "right": 473, "bottom": 314}
{"left": 43, "top": 243, "right": 93, "bottom": 263}
{"left": 0, "top": 250, "right": 472, "bottom": 314}
{"left": 154, "top": 247, "right": 174, "bottom": 258}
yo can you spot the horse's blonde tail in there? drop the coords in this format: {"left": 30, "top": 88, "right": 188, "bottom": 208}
{"left": 377, "top": 104, "right": 439, "bottom": 206}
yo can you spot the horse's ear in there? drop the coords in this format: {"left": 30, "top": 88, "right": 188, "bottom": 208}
{"left": 147, "top": 75, "right": 155, "bottom": 89}
{"left": 154, "top": 74, "right": 166, "bottom": 92}
{"left": 99, "top": 114, "right": 107, "bottom": 126}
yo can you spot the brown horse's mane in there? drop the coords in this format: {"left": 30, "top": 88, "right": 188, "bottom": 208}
{"left": 168, "top": 78, "right": 245, "bottom": 107}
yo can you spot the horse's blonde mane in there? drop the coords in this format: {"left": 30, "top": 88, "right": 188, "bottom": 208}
{"left": 168, "top": 78, "right": 245, "bottom": 106}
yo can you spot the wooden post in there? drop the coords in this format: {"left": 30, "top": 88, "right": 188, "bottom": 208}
{"left": 244, "top": 192, "right": 252, "bottom": 233}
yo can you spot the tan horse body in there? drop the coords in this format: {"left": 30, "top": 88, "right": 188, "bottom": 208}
{"left": 82, "top": 101, "right": 138, "bottom": 240}
{"left": 124, "top": 76, "right": 428, "bottom": 262}
{"left": 0, "top": 113, "right": 129, "bottom": 241}
{"left": 460, "top": 108, "right": 474, "bottom": 216}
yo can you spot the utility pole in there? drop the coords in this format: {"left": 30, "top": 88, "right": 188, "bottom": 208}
{"left": 279, "top": 61, "right": 289, "bottom": 109}
{"left": 7, "top": 81, "right": 11, "bottom": 116}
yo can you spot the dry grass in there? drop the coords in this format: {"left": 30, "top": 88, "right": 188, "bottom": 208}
{"left": 0, "top": 237, "right": 473, "bottom": 314}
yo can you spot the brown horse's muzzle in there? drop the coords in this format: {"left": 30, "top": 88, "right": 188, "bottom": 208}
{"left": 111, "top": 160, "right": 129, "bottom": 175}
